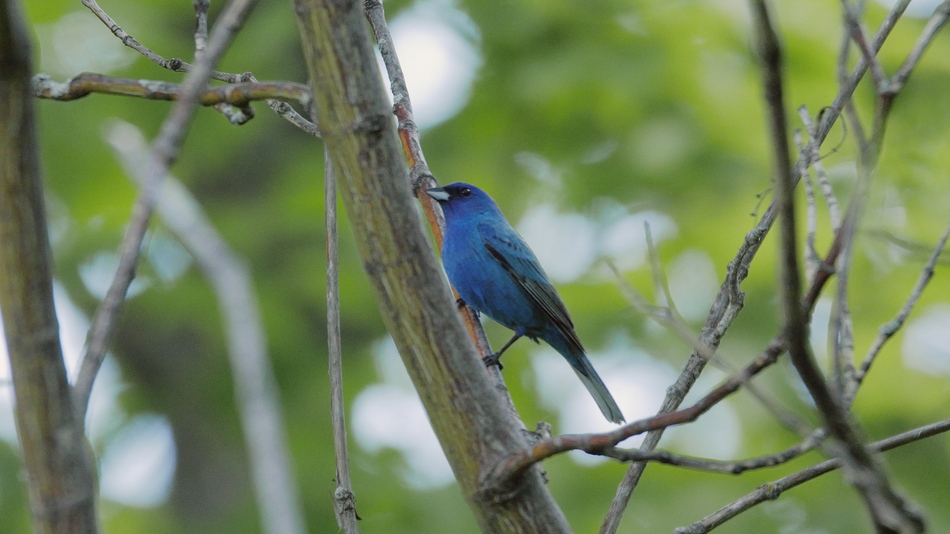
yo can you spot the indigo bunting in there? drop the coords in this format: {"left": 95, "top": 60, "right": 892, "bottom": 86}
{"left": 427, "top": 183, "right": 625, "bottom": 424}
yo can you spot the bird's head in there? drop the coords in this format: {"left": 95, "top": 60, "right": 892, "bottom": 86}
{"left": 425, "top": 182, "right": 503, "bottom": 220}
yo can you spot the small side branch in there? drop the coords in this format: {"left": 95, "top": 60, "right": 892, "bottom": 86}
{"left": 600, "top": 431, "right": 824, "bottom": 475}
{"left": 675, "top": 418, "right": 950, "bottom": 534}
{"left": 485, "top": 336, "right": 789, "bottom": 491}
{"left": 849, "top": 218, "right": 950, "bottom": 400}
{"left": 33, "top": 73, "right": 311, "bottom": 108}
{"left": 325, "top": 148, "right": 360, "bottom": 533}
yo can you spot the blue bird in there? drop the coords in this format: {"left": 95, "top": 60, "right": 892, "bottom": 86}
{"left": 427, "top": 182, "right": 625, "bottom": 424}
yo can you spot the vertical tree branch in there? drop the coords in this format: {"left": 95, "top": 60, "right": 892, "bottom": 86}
{"left": 325, "top": 148, "right": 360, "bottom": 533}
{"left": 0, "top": 1, "right": 99, "bottom": 532}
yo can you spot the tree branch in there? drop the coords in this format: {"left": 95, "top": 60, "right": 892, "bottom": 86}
{"left": 324, "top": 147, "right": 360, "bottom": 533}
{"left": 751, "top": 2, "right": 922, "bottom": 531}
{"left": 675, "top": 418, "right": 950, "bottom": 534}
{"left": 73, "top": 0, "right": 261, "bottom": 426}
{"left": 0, "top": 1, "right": 99, "bottom": 531}
{"left": 79, "top": 0, "right": 317, "bottom": 134}
{"left": 599, "top": 431, "right": 824, "bottom": 475}
{"left": 104, "top": 121, "right": 307, "bottom": 534}
{"left": 849, "top": 218, "right": 950, "bottom": 400}
{"left": 600, "top": 6, "right": 912, "bottom": 530}
{"left": 293, "top": 0, "right": 571, "bottom": 531}
{"left": 32, "top": 73, "right": 310, "bottom": 108}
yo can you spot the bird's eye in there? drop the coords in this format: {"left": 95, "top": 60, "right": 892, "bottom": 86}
{"left": 460, "top": 187, "right": 472, "bottom": 197}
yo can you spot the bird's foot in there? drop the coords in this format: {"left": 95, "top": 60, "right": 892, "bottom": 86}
{"left": 455, "top": 298, "right": 466, "bottom": 310}
{"left": 482, "top": 353, "right": 503, "bottom": 370}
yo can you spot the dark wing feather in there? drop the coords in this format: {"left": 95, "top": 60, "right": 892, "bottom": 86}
{"left": 478, "top": 222, "right": 584, "bottom": 353}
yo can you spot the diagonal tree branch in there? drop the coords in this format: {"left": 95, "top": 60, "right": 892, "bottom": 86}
{"left": 104, "top": 121, "right": 307, "bottom": 534}
{"left": 293, "top": 0, "right": 571, "bottom": 531}
{"left": 675, "top": 418, "right": 950, "bottom": 534}
{"left": 72, "top": 0, "right": 261, "bottom": 425}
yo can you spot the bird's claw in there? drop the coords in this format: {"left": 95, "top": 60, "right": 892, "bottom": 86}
{"left": 482, "top": 353, "right": 503, "bottom": 370}
{"left": 455, "top": 298, "right": 466, "bottom": 310}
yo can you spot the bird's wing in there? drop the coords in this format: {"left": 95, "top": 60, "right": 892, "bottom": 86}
{"left": 477, "top": 222, "right": 583, "bottom": 351}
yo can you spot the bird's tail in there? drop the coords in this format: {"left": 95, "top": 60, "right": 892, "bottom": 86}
{"left": 568, "top": 354, "right": 625, "bottom": 424}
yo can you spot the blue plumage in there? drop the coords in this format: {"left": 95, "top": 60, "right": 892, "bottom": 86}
{"left": 427, "top": 182, "right": 625, "bottom": 424}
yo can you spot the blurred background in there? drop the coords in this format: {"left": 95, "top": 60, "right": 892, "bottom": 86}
{"left": 3, "top": 0, "right": 950, "bottom": 532}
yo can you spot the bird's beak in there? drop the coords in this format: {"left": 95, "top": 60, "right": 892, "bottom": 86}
{"left": 426, "top": 187, "right": 450, "bottom": 201}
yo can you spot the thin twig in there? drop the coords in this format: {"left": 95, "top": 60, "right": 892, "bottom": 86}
{"left": 849, "top": 218, "right": 950, "bottom": 401}
{"left": 886, "top": 1, "right": 950, "bottom": 96}
{"left": 73, "top": 0, "right": 261, "bottom": 425}
{"left": 608, "top": 261, "right": 812, "bottom": 438}
{"left": 842, "top": 0, "right": 890, "bottom": 94}
{"left": 644, "top": 222, "right": 682, "bottom": 321}
{"left": 831, "top": 229, "right": 857, "bottom": 393}
{"left": 674, "top": 418, "right": 950, "bottom": 534}
{"left": 864, "top": 228, "right": 950, "bottom": 265}
{"left": 194, "top": 0, "right": 210, "bottom": 56}
{"left": 600, "top": 431, "right": 824, "bottom": 474}
{"left": 81, "top": 0, "right": 317, "bottom": 134}
{"left": 798, "top": 106, "right": 842, "bottom": 232}
{"left": 105, "top": 120, "right": 307, "bottom": 534}
{"left": 325, "top": 148, "right": 360, "bottom": 533}
{"left": 796, "top": 129, "right": 822, "bottom": 281}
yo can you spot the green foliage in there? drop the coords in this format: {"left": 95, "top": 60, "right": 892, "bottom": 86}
{"left": 4, "top": 0, "right": 950, "bottom": 532}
